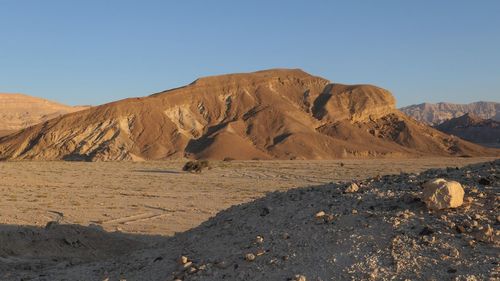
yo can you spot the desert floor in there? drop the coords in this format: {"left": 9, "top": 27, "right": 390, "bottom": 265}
{"left": 0, "top": 157, "right": 496, "bottom": 236}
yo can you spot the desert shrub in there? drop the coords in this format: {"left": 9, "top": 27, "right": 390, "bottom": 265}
{"left": 182, "top": 160, "right": 210, "bottom": 173}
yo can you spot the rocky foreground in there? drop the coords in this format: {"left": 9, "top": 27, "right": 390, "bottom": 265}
{"left": 1, "top": 160, "right": 499, "bottom": 281}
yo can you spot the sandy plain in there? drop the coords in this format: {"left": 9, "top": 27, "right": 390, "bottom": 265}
{"left": 0, "top": 157, "right": 496, "bottom": 236}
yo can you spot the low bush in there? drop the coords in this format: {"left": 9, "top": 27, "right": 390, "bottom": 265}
{"left": 182, "top": 160, "right": 210, "bottom": 173}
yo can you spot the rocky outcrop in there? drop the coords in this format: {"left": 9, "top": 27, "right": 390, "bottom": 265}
{"left": 400, "top": 101, "right": 499, "bottom": 125}
{"left": 0, "top": 69, "right": 497, "bottom": 161}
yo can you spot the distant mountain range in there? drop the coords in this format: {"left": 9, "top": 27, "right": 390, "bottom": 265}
{"left": 400, "top": 101, "right": 499, "bottom": 125}
{"left": 0, "top": 93, "right": 89, "bottom": 136}
{"left": 0, "top": 69, "right": 496, "bottom": 161}
{"left": 435, "top": 113, "right": 500, "bottom": 148}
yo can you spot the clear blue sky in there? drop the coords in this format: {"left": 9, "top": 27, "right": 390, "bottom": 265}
{"left": 1, "top": 0, "right": 499, "bottom": 107}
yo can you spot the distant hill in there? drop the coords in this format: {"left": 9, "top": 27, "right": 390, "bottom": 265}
{"left": 0, "top": 93, "right": 90, "bottom": 135}
{"left": 400, "top": 101, "right": 499, "bottom": 125}
{"left": 435, "top": 113, "right": 500, "bottom": 148}
{"left": 0, "top": 69, "right": 497, "bottom": 161}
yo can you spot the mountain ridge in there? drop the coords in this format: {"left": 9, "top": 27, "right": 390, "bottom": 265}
{"left": 435, "top": 113, "right": 500, "bottom": 148}
{"left": 0, "top": 69, "right": 497, "bottom": 161}
{"left": 400, "top": 101, "right": 499, "bottom": 125}
{"left": 0, "top": 93, "right": 90, "bottom": 134}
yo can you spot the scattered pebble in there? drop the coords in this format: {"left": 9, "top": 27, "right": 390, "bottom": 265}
{"left": 255, "top": 235, "right": 264, "bottom": 244}
{"left": 345, "top": 182, "right": 359, "bottom": 193}
{"left": 293, "top": 274, "right": 307, "bottom": 281}
{"left": 178, "top": 256, "right": 189, "bottom": 265}
{"left": 315, "top": 211, "right": 326, "bottom": 218}
{"left": 245, "top": 253, "right": 256, "bottom": 262}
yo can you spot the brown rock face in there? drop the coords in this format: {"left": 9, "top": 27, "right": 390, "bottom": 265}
{"left": 421, "top": 179, "right": 464, "bottom": 210}
{"left": 0, "top": 69, "right": 498, "bottom": 161}
{"left": 435, "top": 113, "right": 500, "bottom": 148}
{"left": 0, "top": 93, "right": 89, "bottom": 132}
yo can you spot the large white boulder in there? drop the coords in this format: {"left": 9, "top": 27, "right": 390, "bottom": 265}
{"left": 421, "top": 179, "right": 464, "bottom": 210}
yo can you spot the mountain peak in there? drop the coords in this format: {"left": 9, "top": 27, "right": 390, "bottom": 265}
{"left": 0, "top": 71, "right": 497, "bottom": 161}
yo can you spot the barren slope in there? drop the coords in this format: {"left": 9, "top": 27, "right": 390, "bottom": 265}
{"left": 436, "top": 113, "right": 500, "bottom": 148}
{"left": 0, "top": 69, "right": 497, "bottom": 161}
{"left": 0, "top": 93, "right": 89, "bottom": 132}
{"left": 400, "top": 101, "right": 499, "bottom": 125}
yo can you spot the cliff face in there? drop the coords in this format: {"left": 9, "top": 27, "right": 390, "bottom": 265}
{"left": 0, "top": 93, "right": 89, "bottom": 132}
{"left": 400, "top": 101, "right": 499, "bottom": 125}
{"left": 0, "top": 69, "right": 497, "bottom": 161}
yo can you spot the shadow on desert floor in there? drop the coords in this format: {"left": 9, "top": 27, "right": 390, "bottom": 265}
{"left": 0, "top": 222, "right": 167, "bottom": 280}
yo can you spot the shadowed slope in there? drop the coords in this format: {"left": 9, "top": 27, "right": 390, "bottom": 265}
{"left": 435, "top": 113, "right": 500, "bottom": 148}
{"left": 0, "top": 69, "right": 497, "bottom": 161}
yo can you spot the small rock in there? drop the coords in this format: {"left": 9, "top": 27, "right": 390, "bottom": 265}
{"left": 314, "top": 211, "right": 326, "bottom": 218}
{"left": 450, "top": 248, "right": 460, "bottom": 258}
{"left": 245, "top": 253, "right": 256, "bottom": 261}
{"left": 324, "top": 214, "right": 335, "bottom": 223}
{"left": 178, "top": 256, "right": 189, "bottom": 265}
{"left": 182, "top": 261, "right": 193, "bottom": 269}
{"left": 474, "top": 224, "right": 494, "bottom": 243}
{"left": 421, "top": 179, "right": 464, "bottom": 210}
{"left": 255, "top": 235, "right": 264, "bottom": 244}
{"left": 465, "top": 196, "right": 474, "bottom": 203}
{"left": 496, "top": 215, "right": 500, "bottom": 223}
{"left": 345, "top": 183, "right": 359, "bottom": 193}
{"left": 293, "top": 274, "right": 307, "bottom": 281}
{"left": 456, "top": 225, "right": 466, "bottom": 233}
{"left": 255, "top": 249, "right": 266, "bottom": 256}
{"left": 471, "top": 220, "right": 479, "bottom": 227}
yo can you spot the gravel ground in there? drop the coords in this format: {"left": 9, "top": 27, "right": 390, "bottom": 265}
{"left": 3, "top": 159, "right": 496, "bottom": 281}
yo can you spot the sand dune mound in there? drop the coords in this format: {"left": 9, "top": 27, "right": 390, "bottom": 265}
{"left": 435, "top": 113, "right": 500, "bottom": 148}
{"left": 0, "top": 69, "right": 497, "bottom": 161}
{"left": 3, "top": 160, "right": 497, "bottom": 280}
{"left": 0, "top": 93, "right": 89, "bottom": 134}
